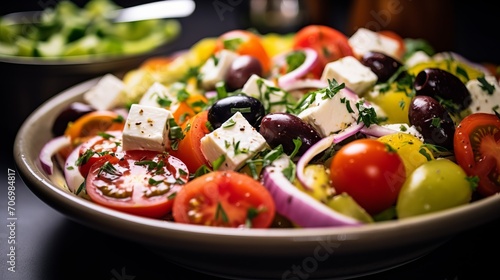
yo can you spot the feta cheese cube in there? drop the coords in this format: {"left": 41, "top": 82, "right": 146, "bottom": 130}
{"left": 199, "top": 49, "right": 238, "bottom": 89}
{"left": 139, "top": 81, "right": 184, "bottom": 109}
{"left": 241, "top": 74, "right": 288, "bottom": 113}
{"left": 348, "top": 28, "right": 400, "bottom": 59}
{"left": 83, "top": 74, "right": 126, "bottom": 110}
{"left": 298, "top": 89, "right": 358, "bottom": 137}
{"left": 466, "top": 75, "right": 500, "bottom": 114}
{"left": 321, "top": 56, "right": 378, "bottom": 95}
{"left": 200, "top": 111, "right": 268, "bottom": 171}
{"left": 122, "top": 104, "right": 172, "bottom": 152}
{"left": 404, "top": 50, "right": 431, "bottom": 68}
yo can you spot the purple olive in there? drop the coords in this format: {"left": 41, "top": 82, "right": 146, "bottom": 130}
{"left": 52, "top": 102, "right": 95, "bottom": 136}
{"left": 361, "top": 51, "right": 403, "bottom": 82}
{"left": 408, "top": 95, "right": 455, "bottom": 149}
{"left": 259, "top": 112, "right": 321, "bottom": 157}
{"left": 414, "top": 68, "right": 471, "bottom": 112}
{"left": 225, "top": 55, "right": 263, "bottom": 91}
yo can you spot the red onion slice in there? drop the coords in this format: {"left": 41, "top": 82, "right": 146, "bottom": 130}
{"left": 277, "top": 48, "right": 319, "bottom": 89}
{"left": 63, "top": 145, "right": 85, "bottom": 195}
{"left": 39, "top": 135, "right": 71, "bottom": 175}
{"left": 296, "top": 123, "right": 365, "bottom": 191}
{"left": 281, "top": 78, "right": 327, "bottom": 92}
{"left": 262, "top": 167, "right": 362, "bottom": 228}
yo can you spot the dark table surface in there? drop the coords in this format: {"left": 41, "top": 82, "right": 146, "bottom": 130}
{"left": 3, "top": 1, "right": 500, "bottom": 279}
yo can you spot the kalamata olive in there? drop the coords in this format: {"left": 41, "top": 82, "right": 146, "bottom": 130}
{"left": 408, "top": 95, "right": 455, "bottom": 149}
{"left": 414, "top": 68, "right": 471, "bottom": 112}
{"left": 52, "top": 102, "right": 95, "bottom": 136}
{"left": 225, "top": 55, "right": 263, "bottom": 91}
{"left": 361, "top": 51, "right": 403, "bottom": 82}
{"left": 259, "top": 112, "right": 321, "bottom": 157}
{"left": 208, "top": 94, "right": 265, "bottom": 129}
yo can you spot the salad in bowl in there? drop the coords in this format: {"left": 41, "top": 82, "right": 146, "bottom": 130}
{"left": 36, "top": 24, "right": 500, "bottom": 230}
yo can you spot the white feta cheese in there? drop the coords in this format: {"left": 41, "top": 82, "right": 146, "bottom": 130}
{"left": 241, "top": 74, "right": 288, "bottom": 113}
{"left": 83, "top": 74, "right": 126, "bottom": 110}
{"left": 138, "top": 81, "right": 185, "bottom": 110}
{"left": 200, "top": 111, "right": 268, "bottom": 171}
{"left": 381, "top": 123, "right": 425, "bottom": 142}
{"left": 199, "top": 49, "right": 238, "bottom": 89}
{"left": 404, "top": 50, "right": 431, "bottom": 68}
{"left": 321, "top": 56, "right": 378, "bottom": 95}
{"left": 348, "top": 28, "right": 401, "bottom": 59}
{"left": 466, "top": 75, "right": 500, "bottom": 114}
{"left": 297, "top": 89, "right": 359, "bottom": 137}
{"left": 122, "top": 104, "right": 172, "bottom": 152}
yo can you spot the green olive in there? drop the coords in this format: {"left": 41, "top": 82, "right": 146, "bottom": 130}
{"left": 396, "top": 158, "right": 473, "bottom": 219}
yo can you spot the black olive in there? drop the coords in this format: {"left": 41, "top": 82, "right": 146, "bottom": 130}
{"left": 225, "top": 55, "right": 263, "bottom": 91}
{"left": 52, "top": 102, "right": 95, "bottom": 136}
{"left": 259, "top": 112, "right": 321, "bottom": 157}
{"left": 414, "top": 68, "right": 471, "bottom": 112}
{"left": 208, "top": 94, "right": 265, "bottom": 129}
{"left": 361, "top": 51, "right": 403, "bottom": 82}
{"left": 408, "top": 95, "right": 455, "bottom": 150}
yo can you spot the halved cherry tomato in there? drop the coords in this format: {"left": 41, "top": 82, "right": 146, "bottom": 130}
{"left": 454, "top": 113, "right": 500, "bottom": 197}
{"left": 293, "top": 25, "right": 353, "bottom": 78}
{"left": 214, "top": 29, "right": 271, "bottom": 75}
{"left": 378, "top": 30, "right": 406, "bottom": 60}
{"left": 76, "top": 131, "right": 123, "bottom": 178}
{"left": 64, "top": 110, "right": 125, "bottom": 147}
{"left": 330, "top": 138, "right": 406, "bottom": 215}
{"left": 172, "top": 170, "right": 275, "bottom": 228}
{"left": 86, "top": 150, "right": 189, "bottom": 218}
{"left": 169, "top": 110, "right": 211, "bottom": 173}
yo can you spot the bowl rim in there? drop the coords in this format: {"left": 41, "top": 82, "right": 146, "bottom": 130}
{"left": 13, "top": 76, "right": 500, "bottom": 244}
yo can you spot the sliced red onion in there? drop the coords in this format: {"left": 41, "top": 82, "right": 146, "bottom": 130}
{"left": 360, "top": 124, "right": 401, "bottom": 138}
{"left": 39, "top": 135, "right": 71, "bottom": 175}
{"left": 262, "top": 166, "right": 362, "bottom": 228}
{"left": 64, "top": 145, "right": 85, "bottom": 194}
{"left": 277, "top": 48, "right": 319, "bottom": 89}
{"left": 296, "top": 123, "right": 365, "bottom": 191}
{"left": 280, "top": 78, "right": 327, "bottom": 92}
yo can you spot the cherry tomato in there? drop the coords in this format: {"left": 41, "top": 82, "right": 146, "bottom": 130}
{"left": 86, "top": 150, "right": 189, "bottom": 218}
{"left": 454, "top": 113, "right": 500, "bottom": 197}
{"left": 215, "top": 29, "right": 271, "bottom": 75}
{"left": 64, "top": 110, "right": 125, "bottom": 147}
{"left": 172, "top": 170, "right": 276, "bottom": 228}
{"left": 293, "top": 25, "right": 353, "bottom": 78}
{"left": 169, "top": 110, "right": 211, "bottom": 173}
{"left": 76, "top": 131, "right": 123, "bottom": 178}
{"left": 329, "top": 138, "right": 406, "bottom": 215}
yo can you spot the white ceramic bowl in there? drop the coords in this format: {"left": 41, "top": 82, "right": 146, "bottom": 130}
{"left": 14, "top": 77, "right": 500, "bottom": 279}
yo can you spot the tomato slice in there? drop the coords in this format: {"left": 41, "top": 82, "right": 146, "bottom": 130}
{"left": 76, "top": 131, "right": 123, "bottom": 178}
{"left": 172, "top": 170, "right": 276, "bottom": 228}
{"left": 454, "top": 113, "right": 500, "bottom": 197}
{"left": 169, "top": 110, "right": 211, "bottom": 173}
{"left": 293, "top": 25, "right": 353, "bottom": 78}
{"left": 214, "top": 29, "right": 271, "bottom": 75}
{"left": 64, "top": 110, "right": 125, "bottom": 147}
{"left": 86, "top": 150, "right": 189, "bottom": 218}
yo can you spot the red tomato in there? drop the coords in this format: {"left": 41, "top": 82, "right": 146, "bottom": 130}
{"left": 329, "top": 139, "right": 406, "bottom": 215}
{"left": 76, "top": 131, "right": 123, "bottom": 178}
{"left": 293, "top": 25, "right": 354, "bottom": 78}
{"left": 215, "top": 29, "right": 271, "bottom": 75}
{"left": 169, "top": 110, "right": 211, "bottom": 173}
{"left": 86, "top": 150, "right": 189, "bottom": 218}
{"left": 454, "top": 113, "right": 500, "bottom": 197}
{"left": 172, "top": 170, "right": 276, "bottom": 228}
